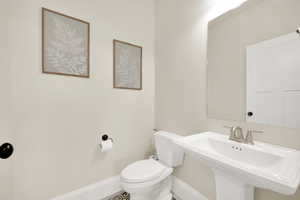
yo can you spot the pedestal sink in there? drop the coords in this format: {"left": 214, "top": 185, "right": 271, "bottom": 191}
{"left": 174, "top": 132, "right": 300, "bottom": 200}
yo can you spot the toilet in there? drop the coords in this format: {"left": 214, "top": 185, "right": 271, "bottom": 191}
{"left": 120, "top": 131, "right": 184, "bottom": 200}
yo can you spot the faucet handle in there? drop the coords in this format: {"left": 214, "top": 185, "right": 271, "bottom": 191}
{"left": 224, "top": 126, "right": 235, "bottom": 140}
{"left": 245, "top": 129, "right": 263, "bottom": 145}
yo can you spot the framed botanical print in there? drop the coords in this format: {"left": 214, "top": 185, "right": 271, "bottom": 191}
{"left": 42, "top": 8, "right": 90, "bottom": 78}
{"left": 113, "top": 39, "right": 142, "bottom": 90}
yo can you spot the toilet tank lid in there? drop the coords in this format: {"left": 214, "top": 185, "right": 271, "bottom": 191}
{"left": 154, "top": 131, "right": 183, "bottom": 140}
{"left": 121, "top": 159, "right": 171, "bottom": 183}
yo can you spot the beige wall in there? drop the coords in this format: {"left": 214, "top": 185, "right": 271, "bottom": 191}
{"left": 0, "top": 3, "right": 14, "bottom": 200}
{"left": 155, "top": 0, "right": 215, "bottom": 199}
{"left": 155, "top": 0, "right": 300, "bottom": 200}
{"left": 155, "top": 0, "right": 209, "bottom": 134}
{"left": 3, "top": 0, "right": 300, "bottom": 199}
{"left": 4, "top": 0, "right": 155, "bottom": 199}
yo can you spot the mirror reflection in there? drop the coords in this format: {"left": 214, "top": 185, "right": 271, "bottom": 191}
{"left": 207, "top": 0, "right": 300, "bottom": 129}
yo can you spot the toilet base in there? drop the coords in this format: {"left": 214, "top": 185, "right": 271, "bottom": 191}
{"left": 160, "top": 193, "right": 173, "bottom": 200}
{"left": 127, "top": 177, "right": 173, "bottom": 200}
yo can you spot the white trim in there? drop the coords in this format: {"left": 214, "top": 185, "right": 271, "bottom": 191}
{"left": 50, "top": 175, "right": 208, "bottom": 200}
{"left": 50, "top": 176, "right": 121, "bottom": 200}
{"left": 172, "top": 176, "right": 208, "bottom": 200}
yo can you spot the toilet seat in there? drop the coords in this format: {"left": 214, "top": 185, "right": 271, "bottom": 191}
{"left": 120, "top": 132, "right": 182, "bottom": 200}
{"left": 121, "top": 159, "right": 172, "bottom": 184}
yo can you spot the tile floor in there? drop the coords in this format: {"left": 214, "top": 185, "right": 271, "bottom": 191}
{"left": 107, "top": 192, "right": 177, "bottom": 200}
{"left": 110, "top": 192, "right": 130, "bottom": 200}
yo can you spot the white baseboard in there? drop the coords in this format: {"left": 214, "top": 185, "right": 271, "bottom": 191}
{"left": 51, "top": 176, "right": 122, "bottom": 200}
{"left": 50, "top": 175, "right": 208, "bottom": 200}
{"left": 172, "top": 176, "right": 208, "bottom": 200}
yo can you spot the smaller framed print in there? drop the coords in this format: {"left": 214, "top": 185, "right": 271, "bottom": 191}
{"left": 113, "top": 39, "right": 142, "bottom": 90}
{"left": 42, "top": 8, "right": 90, "bottom": 78}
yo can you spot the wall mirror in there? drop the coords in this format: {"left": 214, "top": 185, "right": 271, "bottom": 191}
{"left": 207, "top": 0, "right": 300, "bottom": 129}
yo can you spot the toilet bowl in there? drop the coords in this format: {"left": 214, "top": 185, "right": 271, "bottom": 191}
{"left": 120, "top": 131, "right": 184, "bottom": 200}
{"left": 121, "top": 159, "right": 173, "bottom": 200}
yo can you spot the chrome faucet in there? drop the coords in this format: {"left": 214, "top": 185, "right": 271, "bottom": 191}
{"left": 224, "top": 126, "right": 263, "bottom": 145}
{"left": 244, "top": 129, "right": 264, "bottom": 145}
{"left": 224, "top": 126, "right": 244, "bottom": 143}
{"left": 231, "top": 126, "right": 244, "bottom": 143}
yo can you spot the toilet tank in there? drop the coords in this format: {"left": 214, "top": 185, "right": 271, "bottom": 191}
{"left": 154, "top": 131, "right": 184, "bottom": 167}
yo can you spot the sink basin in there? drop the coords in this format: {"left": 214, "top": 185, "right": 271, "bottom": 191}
{"left": 174, "top": 132, "right": 300, "bottom": 200}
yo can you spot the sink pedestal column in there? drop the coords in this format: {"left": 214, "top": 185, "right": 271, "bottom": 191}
{"left": 214, "top": 170, "right": 254, "bottom": 200}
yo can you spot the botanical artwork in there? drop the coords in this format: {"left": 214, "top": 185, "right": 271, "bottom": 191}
{"left": 113, "top": 40, "right": 142, "bottom": 90}
{"left": 42, "top": 8, "right": 90, "bottom": 78}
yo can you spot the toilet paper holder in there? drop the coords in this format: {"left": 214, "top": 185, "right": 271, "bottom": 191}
{"left": 99, "top": 134, "right": 114, "bottom": 152}
{"left": 101, "top": 134, "right": 114, "bottom": 143}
